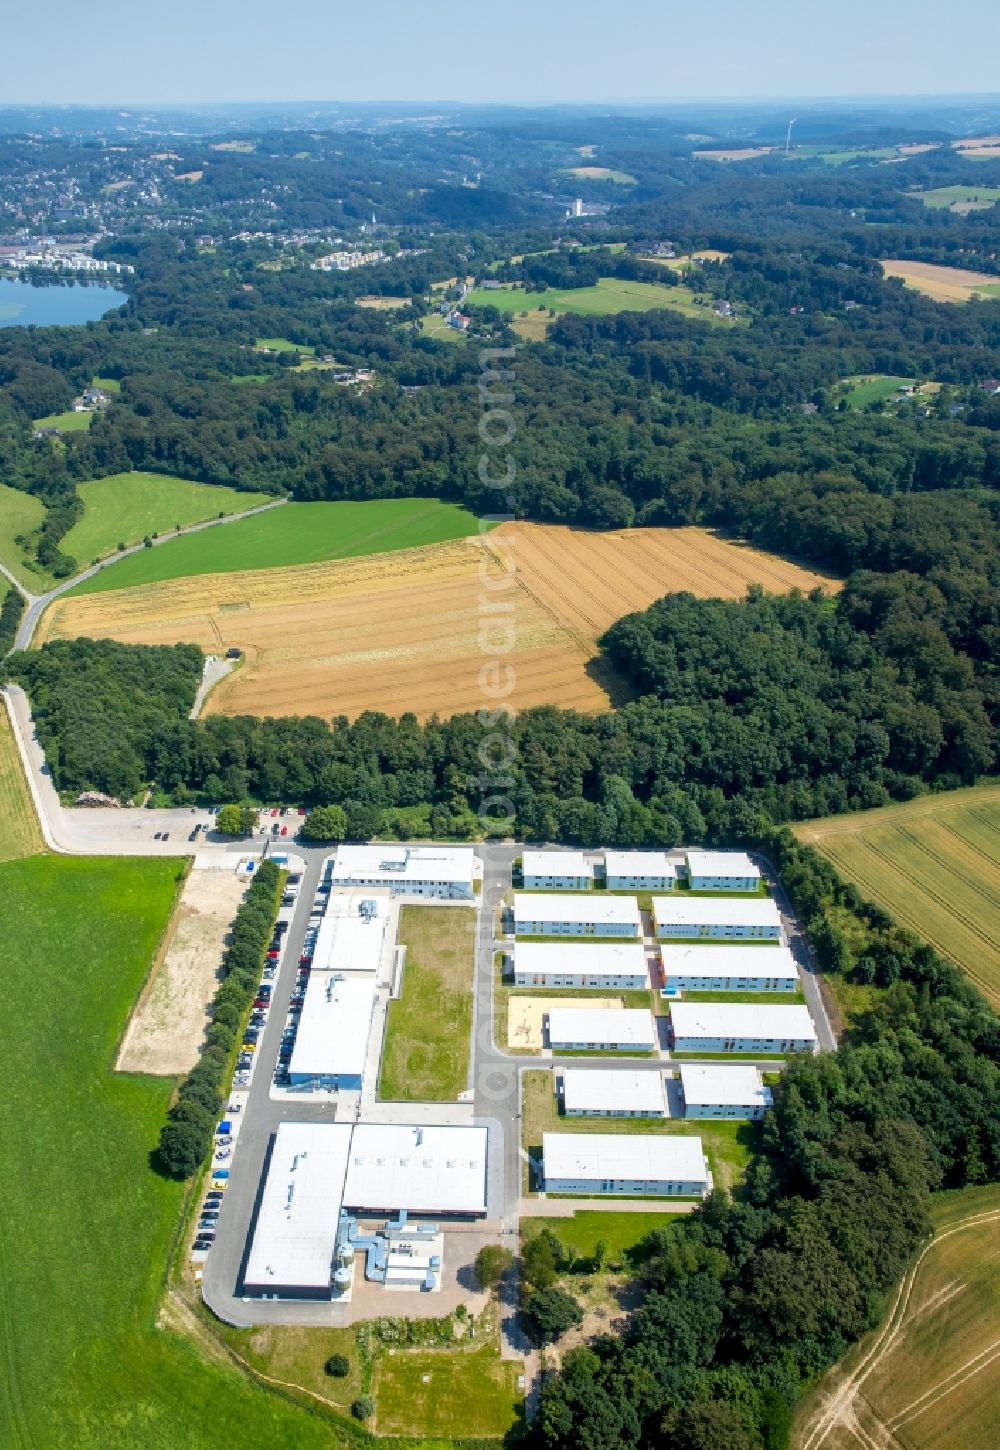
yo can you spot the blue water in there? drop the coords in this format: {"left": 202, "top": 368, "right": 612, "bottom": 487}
{"left": 0, "top": 275, "right": 128, "bottom": 327}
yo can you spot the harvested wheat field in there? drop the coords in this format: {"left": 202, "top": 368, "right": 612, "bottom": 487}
{"left": 37, "top": 523, "right": 839, "bottom": 721}
{"left": 881, "top": 259, "right": 1000, "bottom": 302}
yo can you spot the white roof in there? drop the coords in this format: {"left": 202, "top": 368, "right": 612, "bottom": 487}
{"left": 547, "top": 1007, "right": 656, "bottom": 1047}
{"left": 563, "top": 1069, "right": 665, "bottom": 1114}
{"left": 686, "top": 850, "right": 761, "bottom": 880}
{"left": 605, "top": 850, "right": 676, "bottom": 878}
{"left": 343, "top": 1124, "right": 488, "bottom": 1215}
{"left": 679, "top": 1064, "right": 772, "bottom": 1108}
{"left": 515, "top": 940, "right": 648, "bottom": 980}
{"left": 522, "top": 849, "right": 593, "bottom": 879}
{"left": 289, "top": 973, "right": 376, "bottom": 1079}
{"left": 653, "top": 895, "right": 781, "bottom": 927}
{"left": 543, "top": 1131, "right": 708, "bottom": 1186}
{"left": 514, "top": 892, "right": 641, "bottom": 926}
{"left": 670, "top": 1001, "right": 817, "bottom": 1042}
{"left": 331, "top": 844, "right": 474, "bottom": 886}
{"left": 244, "top": 1123, "right": 352, "bottom": 1291}
{"left": 660, "top": 944, "right": 798, "bottom": 981}
{"left": 312, "top": 907, "right": 386, "bottom": 975}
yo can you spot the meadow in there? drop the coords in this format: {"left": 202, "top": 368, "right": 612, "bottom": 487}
{"left": 60, "top": 473, "right": 274, "bottom": 564}
{"left": 373, "top": 1348, "right": 523, "bottom": 1438}
{"left": 67, "top": 496, "right": 487, "bottom": 595}
{"left": 0, "top": 478, "right": 50, "bottom": 587}
{"left": 42, "top": 522, "right": 839, "bottom": 721}
{"left": 0, "top": 854, "right": 336, "bottom": 1450}
{"left": 32, "top": 407, "right": 93, "bottom": 432}
{"left": 466, "top": 276, "right": 740, "bottom": 336}
{"left": 881, "top": 258, "right": 1000, "bottom": 303}
{"left": 379, "top": 905, "right": 476, "bottom": 1100}
{"left": 522, "top": 1209, "right": 680, "bottom": 1262}
{"left": 833, "top": 374, "right": 939, "bottom": 409}
{"left": 792, "top": 1182, "right": 1000, "bottom": 1450}
{"left": 914, "top": 184, "right": 1000, "bottom": 212}
{"left": 567, "top": 165, "right": 637, "bottom": 184}
{"left": 795, "top": 784, "right": 1000, "bottom": 1007}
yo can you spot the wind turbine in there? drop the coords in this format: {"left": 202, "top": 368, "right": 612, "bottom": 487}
{"left": 785, "top": 117, "right": 799, "bottom": 157}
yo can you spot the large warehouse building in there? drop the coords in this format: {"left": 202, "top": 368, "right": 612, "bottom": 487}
{"left": 652, "top": 895, "right": 782, "bottom": 940}
{"left": 344, "top": 1124, "right": 488, "bottom": 1218}
{"left": 669, "top": 1001, "right": 817, "bottom": 1054}
{"left": 514, "top": 892, "right": 642, "bottom": 938}
{"left": 685, "top": 850, "right": 761, "bottom": 892}
{"left": 679, "top": 1064, "right": 773, "bottom": 1119}
{"left": 521, "top": 850, "right": 593, "bottom": 890}
{"left": 329, "top": 844, "right": 475, "bottom": 899}
{"left": 513, "top": 940, "right": 649, "bottom": 989}
{"left": 542, "top": 1132, "right": 709, "bottom": 1197}
{"left": 547, "top": 1006, "right": 657, "bottom": 1051}
{"left": 243, "top": 1122, "right": 353, "bottom": 1299}
{"left": 604, "top": 850, "right": 677, "bottom": 891}
{"left": 660, "top": 944, "right": 799, "bottom": 993}
{"left": 562, "top": 1068, "right": 665, "bottom": 1117}
{"left": 288, "top": 973, "right": 376, "bottom": 1091}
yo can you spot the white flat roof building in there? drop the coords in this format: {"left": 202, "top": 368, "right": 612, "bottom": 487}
{"left": 670, "top": 1001, "right": 817, "bottom": 1053}
{"left": 679, "top": 1064, "right": 773, "bottom": 1119}
{"left": 311, "top": 902, "right": 387, "bottom": 975}
{"left": 330, "top": 844, "right": 474, "bottom": 898}
{"left": 514, "top": 940, "right": 649, "bottom": 989}
{"left": 243, "top": 1122, "right": 353, "bottom": 1298}
{"left": 653, "top": 895, "right": 781, "bottom": 939}
{"left": 685, "top": 850, "right": 761, "bottom": 891}
{"left": 288, "top": 973, "right": 376, "bottom": 1089}
{"left": 660, "top": 944, "right": 799, "bottom": 992}
{"left": 542, "top": 1132, "right": 709, "bottom": 1196}
{"left": 344, "top": 1124, "right": 488, "bottom": 1217}
{"left": 605, "top": 850, "right": 677, "bottom": 889}
{"left": 514, "top": 892, "right": 642, "bottom": 938}
{"left": 547, "top": 1007, "right": 657, "bottom": 1051}
{"left": 522, "top": 850, "right": 593, "bottom": 889}
{"left": 562, "top": 1069, "right": 665, "bottom": 1116}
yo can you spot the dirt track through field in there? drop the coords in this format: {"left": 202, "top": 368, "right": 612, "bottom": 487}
{"left": 37, "top": 523, "right": 838, "bottom": 721}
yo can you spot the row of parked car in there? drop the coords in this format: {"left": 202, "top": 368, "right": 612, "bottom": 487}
{"left": 273, "top": 920, "right": 315, "bottom": 1086}
{"left": 193, "top": 1107, "right": 241, "bottom": 1252}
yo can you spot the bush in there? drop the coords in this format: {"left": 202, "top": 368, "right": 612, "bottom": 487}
{"left": 520, "top": 1286, "right": 583, "bottom": 1346}
{"left": 324, "top": 1353, "right": 350, "bottom": 1378}
{"left": 351, "top": 1395, "right": 374, "bottom": 1421}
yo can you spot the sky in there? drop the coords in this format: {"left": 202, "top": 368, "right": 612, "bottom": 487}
{"left": 5, "top": 0, "right": 1000, "bottom": 106}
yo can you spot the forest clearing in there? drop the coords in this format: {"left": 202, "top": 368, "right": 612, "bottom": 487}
{"left": 795, "top": 784, "right": 1000, "bottom": 1007}
{"left": 36, "top": 523, "right": 839, "bottom": 722}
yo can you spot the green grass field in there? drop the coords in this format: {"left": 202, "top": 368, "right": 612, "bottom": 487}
{"left": 69, "top": 497, "right": 490, "bottom": 595}
{"left": 92, "top": 375, "right": 121, "bottom": 393}
{"left": 467, "top": 276, "right": 737, "bottom": 327}
{"left": 835, "top": 373, "right": 923, "bottom": 409}
{"left": 914, "top": 185, "right": 1000, "bottom": 210}
{"left": 255, "top": 336, "right": 315, "bottom": 354}
{"left": 566, "top": 166, "right": 637, "bottom": 184}
{"left": 60, "top": 473, "right": 274, "bottom": 564}
{"left": 522, "top": 1209, "right": 680, "bottom": 1262}
{"left": 419, "top": 311, "right": 470, "bottom": 342}
{"left": 0, "top": 705, "right": 44, "bottom": 861}
{"left": 0, "top": 854, "right": 336, "bottom": 1450}
{"left": 0, "top": 479, "right": 51, "bottom": 588}
{"left": 795, "top": 784, "right": 1000, "bottom": 1008}
{"left": 379, "top": 905, "right": 476, "bottom": 1100}
{"left": 32, "top": 408, "right": 93, "bottom": 432}
{"left": 373, "top": 1348, "right": 523, "bottom": 1438}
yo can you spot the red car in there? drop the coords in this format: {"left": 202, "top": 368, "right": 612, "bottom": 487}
{"left": 270, "top": 807, "right": 279, "bottom": 817}
{"left": 280, "top": 825, "right": 288, "bottom": 836}
{"left": 299, "top": 953, "right": 312, "bottom": 965}
{"left": 297, "top": 806, "right": 306, "bottom": 816}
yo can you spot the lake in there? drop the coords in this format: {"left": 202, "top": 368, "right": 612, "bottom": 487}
{"left": 0, "top": 275, "right": 128, "bottom": 327}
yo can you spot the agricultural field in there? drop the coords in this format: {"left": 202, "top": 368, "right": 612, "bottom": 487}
{"left": 0, "top": 853, "right": 335, "bottom": 1449}
{"left": 833, "top": 374, "right": 939, "bottom": 410}
{"left": 60, "top": 473, "right": 273, "bottom": 564}
{"left": 379, "top": 905, "right": 476, "bottom": 1100}
{"left": 354, "top": 293, "right": 411, "bottom": 308}
{"left": 952, "top": 134, "right": 1000, "bottom": 159}
{"left": 67, "top": 496, "right": 486, "bottom": 595}
{"left": 567, "top": 165, "right": 637, "bottom": 183}
{"left": 795, "top": 784, "right": 1000, "bottom": 1007}
{"left": 792, "top": 1183, "right": 1000, "bottom": 1450}
{"left": 914, "top": 184, "right": 1000, "bottom": 213}
{"left": 32, "top": 408, "right": 93, "bottom": 432}
{"left": 695, "top": 146, "right": 773, "bottom": 161}
{"left": 467, "top": 276, "right": 740, "bottom": 334}
{"left": 0, "top": 478, "right": 50, "bottom": 587}
{"left": 42, "top": 522, "right": 840, "bottom": 720}
{"left": 521, "top": 1070, "right": 755, "bottom": 1194}
{"left": 881, "top": 259, "right": 1000, "bottom": 303}
{"left": 0, "top": 701, "right": 44, "bottom": 861}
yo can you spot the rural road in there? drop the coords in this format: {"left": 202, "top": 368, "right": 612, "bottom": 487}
{"left": 5, "top": 494, "right": 288, "bottom": 652}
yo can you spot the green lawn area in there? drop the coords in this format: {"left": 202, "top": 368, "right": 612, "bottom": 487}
{"left": 566, "top": 166, "right": 637, "bottom": 184}
{"left": 914, "top": 184, "right": 1000, "bottom": 209}
{"left": 467, "top": 276, "right": 738, "bottom": 327}
{"left": 69, "top": 497, "right": 491, "bottom": 595}
{"left": 255, "top": 336, "right": 315, "bottom": 354}
{"left": 419, "top": 311, "right": 469, "bottom": 342}
{"left": 522, "top": 1210, "right": 680, "bottom": 1262}
{"left": 0, "top": 478, "right": 53, "bottom": 588}
{"left": 92, "top": 375, "right": 121, "bottom": 393}
{"left": 834, "top": 373, "right": 930, "bottom": 409}
{"left": 373, "top": 1347, "right": 523, "bottom": 1438}
{"left": 33, "top": 407, "right": 94, "bottom": 432}
{"left": 0, "top": 854, "right": 335, "bottom": 1450}
{"left": 60, "top": 472, "right": 274, "bottom": 564}
{"left": 379, "top": 905, "right": 476, "bottom": 1100}
{"left": 521, "top": 1070, "right": 755, "bottom": 1194}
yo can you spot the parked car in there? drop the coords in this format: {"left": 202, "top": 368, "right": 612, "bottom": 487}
{"left": 154, "top": 831, "right": 162, "bottom": 840}
{"left": 280, "top": 826, "right": 288, "bottom": 836}
{"left": 162, "top": 833, "right": 170, "bottom": 841}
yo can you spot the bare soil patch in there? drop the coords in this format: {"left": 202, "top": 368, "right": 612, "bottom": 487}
{"left": 116, "top": 868, "right": 246, "bottom": 1075}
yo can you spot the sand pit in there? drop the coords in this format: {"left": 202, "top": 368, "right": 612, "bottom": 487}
{"left": 117, "top": 868, "right": 247, "bottom": 1075}
{"left": 507, "top": 995, "right": 622, "bottom": 1050}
